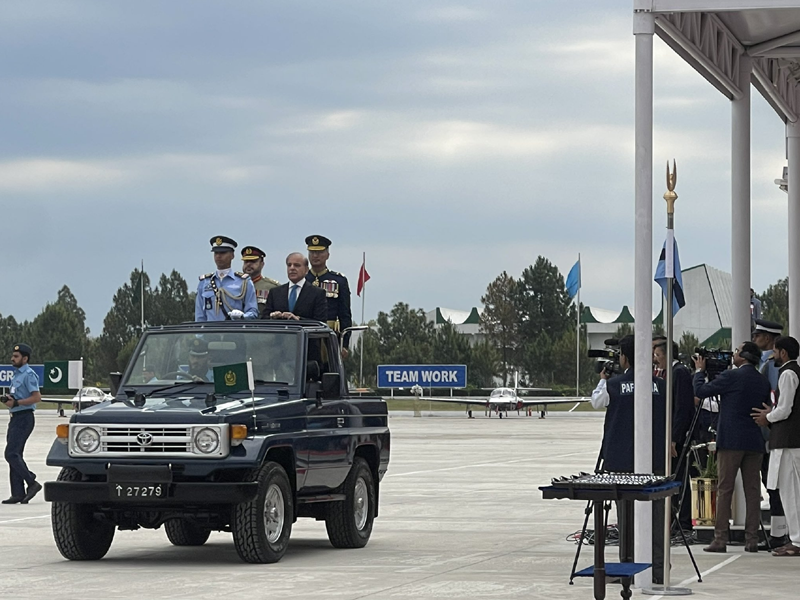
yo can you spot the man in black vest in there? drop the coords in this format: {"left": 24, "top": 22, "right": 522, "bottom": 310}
{"left": 694, "top": 341, "right": 770, "bottom": 553}
{"left": 752, "top": 335, "right": 800, "bottom": 556}
{"left": 591, "top": 335, "right": 667, "bottom": 584}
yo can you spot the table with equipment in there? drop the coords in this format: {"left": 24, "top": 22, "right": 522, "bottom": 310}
{"left": 540, "top": 473, "right": 681, "bottom": 600}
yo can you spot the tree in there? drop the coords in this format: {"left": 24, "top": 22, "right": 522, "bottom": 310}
{"left": 432, "top": 321, "right": 471, "bottom": 366}
{"left": 678, "top": 331, "right": 700, "bottom": 359}
{"left": 375, "top": 303, "right": 435, "bottom": 365}
{"left": 480, "top": 272, "right": 519, "bottom": 385}
{"left": 548, "top": 326, "right": 597, "bottom": 392}
{"left": 468, "top": 340, "right": 500, "bottom": 388}
{"left": 149, "top": 270, "right": 195, "bottom": 326}
{"left": 27, "top": 286, "right": 89, "bottom": 362}
{"left": 515, "top": 257, "right": 575, "bottom": 385}
{"left": 0, "top": 314, "right": 26, "bottom": 358}
{"left": 758, "top": 278, "right": 788, "bottom": 333}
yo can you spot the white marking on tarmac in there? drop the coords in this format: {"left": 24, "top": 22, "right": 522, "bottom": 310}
{"left": 0, "top": 515, "right": 49, "bottom": 525}
{"left": 387, "top": 450, "right": 597, "bottom": 477}
{"left": 646, "top": 554, "right": 741, "bottom": 600}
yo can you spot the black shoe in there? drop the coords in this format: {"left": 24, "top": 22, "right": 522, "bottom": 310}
{"left": 21, "top": 481, "right": 42, "bottom": 504}
{"left": 1, "top": 496, "right": 25, "bottom": 504}
{"left": 758, "top": 535, "right": 789, "bottom": 552}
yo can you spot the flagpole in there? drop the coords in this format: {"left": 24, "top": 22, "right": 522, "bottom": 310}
{"left": 659, "top": 160, "right": 689, "bottom": 595}
{"left": 359, "top": 252, "right": 366, "bottom": 387}
{"left": 141, "top": 259, "right": 145, "bottom": 333}
{"left": 575, "top": 253, "right": 581, "bottom": 397}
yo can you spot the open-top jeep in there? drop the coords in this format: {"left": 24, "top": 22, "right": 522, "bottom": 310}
{"left": 44, "top": 320, "right": 390, "bottom": 564}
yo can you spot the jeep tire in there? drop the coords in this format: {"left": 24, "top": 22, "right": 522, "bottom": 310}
{"left": 232, "top": 461, "right": 293, "bottom": 563}
{"left": 325, "top": 457, "right": 375, "bottom": 548}
{"left": 51, "top": 467, "right": 115, "bottom": 560}
{"left": 165, "top": 518, "right": 211, "bottom": 546}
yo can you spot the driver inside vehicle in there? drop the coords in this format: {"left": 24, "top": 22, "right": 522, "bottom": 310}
{"left": 187, "top": 339, "right": 214, "bottom": 382}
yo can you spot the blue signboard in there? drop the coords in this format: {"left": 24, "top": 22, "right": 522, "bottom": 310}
{"left": 0, "top": 364, "right": 46, "bottom": 387}
{"left": 377, "top": 364, "right": 467, "bottom": 389}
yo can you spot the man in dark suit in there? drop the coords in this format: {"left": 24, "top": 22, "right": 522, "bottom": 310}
{"left": 654, "top": 340, "right": 696, "bottom": 536}
{"left": 693, "top": 341, "right": 771, "bottom": 553}
{"left": 261, "top": 252, "right": 327, "bottom": 321}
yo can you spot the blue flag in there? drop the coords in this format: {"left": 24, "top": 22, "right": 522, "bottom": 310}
{"left": 654, "top": 232, "right": 685, "bottom": 316}
{"left": 565, "top": 259, "right": 581, "bottom": 299}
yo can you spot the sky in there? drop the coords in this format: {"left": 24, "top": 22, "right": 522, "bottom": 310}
{"left": 0, "top": 1, "right": 791, "bottom": 335}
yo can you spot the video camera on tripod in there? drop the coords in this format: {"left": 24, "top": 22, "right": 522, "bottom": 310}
{"left": 588, "top": 338, "right": 622, "bottom": 377}
{"left": 693, "top": 346, "right": 733, "bottom": 381}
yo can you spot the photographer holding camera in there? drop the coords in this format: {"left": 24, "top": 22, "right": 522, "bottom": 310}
{"left": 591, "top": 335, "right": 668, "bottom": 584}
{"left": 693, "top": 341, "right": 771, "bottom": 553}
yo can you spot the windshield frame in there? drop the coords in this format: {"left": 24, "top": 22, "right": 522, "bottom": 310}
{"left": 119, "top": 326, "right": 303, "bottom": 394}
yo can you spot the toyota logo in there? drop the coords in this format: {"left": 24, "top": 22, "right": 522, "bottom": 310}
{"left": 136, "top": 432, "right": 153, "bottom": 447}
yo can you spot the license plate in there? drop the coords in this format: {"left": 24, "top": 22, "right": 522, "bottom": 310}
{"left": 110, "top": 483, "right": 167, "bottom": 500}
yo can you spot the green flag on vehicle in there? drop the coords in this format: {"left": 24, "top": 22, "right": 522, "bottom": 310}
{"left": 213, "top": 362, "right": 254, "bottom": 395}
{"left": 43, "top": 360, "right": 83, "bottom": 390}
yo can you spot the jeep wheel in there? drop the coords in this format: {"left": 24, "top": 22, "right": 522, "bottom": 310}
{"left": 232, "top": 461, "right": 293, "bottom": 563}
{"left": 325, "top": 457, "right": 375, "bottom": 548}
{"left": 51, "top": 467, "right": 115, "bottom": 560}
{"left": 165, "top": 518, "right": 211, "bottom": 546}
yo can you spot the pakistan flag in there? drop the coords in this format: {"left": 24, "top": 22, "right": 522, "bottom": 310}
{"left": 213, "top": 362, "right": 253, "bottom": 395}
{"left": 44, "top": 361, "right": 83, "bottom": 390}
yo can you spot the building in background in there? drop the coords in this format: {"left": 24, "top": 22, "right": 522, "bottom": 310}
{"left": 426, "top": 307, "right": 485, "bottom": 346}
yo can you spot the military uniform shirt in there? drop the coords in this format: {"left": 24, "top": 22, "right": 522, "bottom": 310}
{"left": 251, "top": 275, "right": 279, "bottom": 307}
{"left": 195, "top": 270, "right": 258, "bottom": 321}
{"left": 9, "top": 364, "right": 39, "bottom": 413}
{"left": 306, "top": 268, "right": 353, "bottom": 347}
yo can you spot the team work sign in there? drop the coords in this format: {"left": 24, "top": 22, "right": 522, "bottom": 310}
{"left": 377, "top": 365, "right": 467, "bottom": 388}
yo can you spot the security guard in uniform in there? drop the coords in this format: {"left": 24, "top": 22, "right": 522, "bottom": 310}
{"left": 305, "top": 235, "right": 353, "bottom": 353}
{"left": 241, "top": 245, "right": 279, "bottom": 311}
{"left": 195, "top": 236, "right": 258, "bottom": 321}
{"left": 3, "top": 343, "right": 43, "bottom": 504}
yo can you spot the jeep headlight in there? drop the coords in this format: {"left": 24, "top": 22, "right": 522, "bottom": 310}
{"left": 75, "top": 427, "right": 100, "bottom": 453}
{"left": 194, "top": 427, "right": 220, "bottom": 454}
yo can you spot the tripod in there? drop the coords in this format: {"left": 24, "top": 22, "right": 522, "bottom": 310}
{"left": 569, "top": 454, "right": 604, "bottom": 585}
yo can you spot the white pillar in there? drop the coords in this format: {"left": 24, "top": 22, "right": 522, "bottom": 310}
{"left": 731, "top": 55, "right": 752, "bottom": 353}
{"left": 788, "top": 120, "right": 800, "bottom": 338}
{"left": 633, "top": 8, "right": 654, "bottom": 578}
{"left": 731, "top": 54, "right": 751, "bottom": 527}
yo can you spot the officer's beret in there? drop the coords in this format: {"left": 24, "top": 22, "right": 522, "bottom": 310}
{"left": 210, "top": 236, "right": 237, "bottom": 253}
{"left": 306, "top": 235, "right": 331, "bottom": 251}
{"left": 13, "top": 343, "right": 32, "bottom": 358}
{"left": 189, "top": 339, "right": 209, "bottom": 356}
{"left": 241, "top": 245, "right": 266, "bottom": 261}
{"left": 754, "top": 319, "right": 783, "bottom": 335}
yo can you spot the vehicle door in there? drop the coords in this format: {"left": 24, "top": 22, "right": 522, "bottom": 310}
{"left": 302, "top": 332, "right": 351, "bottom": 492}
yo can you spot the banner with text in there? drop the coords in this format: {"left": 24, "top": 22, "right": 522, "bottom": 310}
{"left": 377, "top": 364, "right": 467, "bottom": 389}
{"left": 0, "top": 365, "right": 46, "bottom": 387}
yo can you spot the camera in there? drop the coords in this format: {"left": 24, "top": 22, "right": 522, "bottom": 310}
{"left": 589, "top": 343, "right": 621, "bottom": 377}
{"left": 694, "top": 346, "right": 733, "bottom": 380}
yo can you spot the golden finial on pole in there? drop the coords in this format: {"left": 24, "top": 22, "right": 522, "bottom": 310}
{"left": 664, "top": 159, "right": 678, "bottom": 215}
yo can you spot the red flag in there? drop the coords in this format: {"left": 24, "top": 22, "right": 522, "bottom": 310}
{"left": 357, "top": 259, "right": 370, "bottom": 297}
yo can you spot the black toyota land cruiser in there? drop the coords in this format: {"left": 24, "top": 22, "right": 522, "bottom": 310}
{"left": 44, "top": 320, "right": 390, "bottom": 564}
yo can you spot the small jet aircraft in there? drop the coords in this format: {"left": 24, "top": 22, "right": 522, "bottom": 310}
{"left": 415, "top": 374, "right": 588, "bottom": 419}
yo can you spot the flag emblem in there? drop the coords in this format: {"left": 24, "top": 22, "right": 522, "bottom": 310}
{"left": 225, "top": 370, "right": 236, "bottom": 387}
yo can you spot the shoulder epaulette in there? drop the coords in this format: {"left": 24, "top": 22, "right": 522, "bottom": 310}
{"left": 235, "top": 271, "right": 249, "bottom": 279}
{"left": 199, "top": 273, "right": 213, "bottom": 281}
{"left": 330, "top": 270, "right": 344, "bottom": 277}
{"left": 266, "top": 277, "right": 280, "bottom": 285}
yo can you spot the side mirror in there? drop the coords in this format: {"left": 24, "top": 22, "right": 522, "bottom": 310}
{"left": 109, "top": 372, "right": 122, "bottom": 396}
{"left": 322, "top": 373, "right": 341, "bottom": 399}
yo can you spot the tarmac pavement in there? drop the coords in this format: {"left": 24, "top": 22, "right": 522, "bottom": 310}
{"left": 1, "top": 410, "right": 796, "bottom": 599}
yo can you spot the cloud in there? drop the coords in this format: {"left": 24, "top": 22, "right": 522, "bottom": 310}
{"left": 0, "top": 159, "right": 128, "bottom": 192}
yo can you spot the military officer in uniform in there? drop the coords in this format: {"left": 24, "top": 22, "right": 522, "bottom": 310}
{"left": 305, "top": 235, "right": 353, "bottom": 355}
{"left": 195, "top": 236, "right": 258, "bottom": 321}
{"left": 241, "top": 245, "right": 279, "bottom": 310}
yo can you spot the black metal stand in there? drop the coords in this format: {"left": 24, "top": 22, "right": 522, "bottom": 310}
{"left": 569, "top": 454, "right": 604, "bottom": 585}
